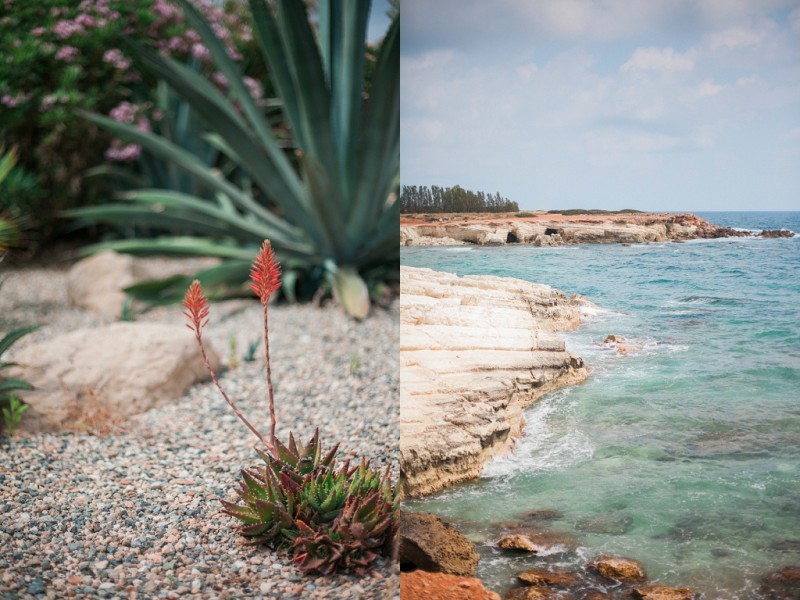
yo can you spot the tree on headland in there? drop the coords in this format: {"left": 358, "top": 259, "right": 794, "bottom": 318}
{"left": 400, "top": 185, "right": 519, "bottom": 213}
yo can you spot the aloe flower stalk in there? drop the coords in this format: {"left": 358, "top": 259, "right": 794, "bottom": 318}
{"left": 183, "top": 279, "right": 272, "bottom": 451}
{"left": 248, "top": 240, "right": 282, "bottom": 451}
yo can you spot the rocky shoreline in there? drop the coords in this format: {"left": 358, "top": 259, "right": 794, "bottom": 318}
{"left": 400, "top": 211, "right": 793, "bottom": 246}
{"left": 399, "top": 266, "right": 591, "bottom": 498}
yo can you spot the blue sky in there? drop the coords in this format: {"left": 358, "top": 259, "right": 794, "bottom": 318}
{"left": 401, "top": 1, "right": 800, "bottom": 211}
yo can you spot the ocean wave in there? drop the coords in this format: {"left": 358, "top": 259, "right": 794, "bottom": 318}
{"left": 482, "top": 392, "right": 594, "bottom": 478}
{"left": 441, "top": 246, "right": 474, "bottom": 252}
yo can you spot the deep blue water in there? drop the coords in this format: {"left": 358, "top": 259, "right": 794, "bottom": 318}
{"left": 402, "top": 212, "right": 800, "bottom": 599}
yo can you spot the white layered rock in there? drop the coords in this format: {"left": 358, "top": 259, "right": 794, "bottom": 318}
{"left": 400, "top": 266, "right": 589, "bottom": 497}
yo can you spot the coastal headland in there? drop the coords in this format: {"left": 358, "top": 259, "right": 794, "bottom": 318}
{"left": 401, "top": 211, "right": 755, "bottom": 246}
{"left": 399, "top": 266, "right": 591, "bottom": 497}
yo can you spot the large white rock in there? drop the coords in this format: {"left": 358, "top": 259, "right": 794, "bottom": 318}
{"left": 400, "top": 267, "right": 589, "bottom": 497}
{"left": 66, "top": 251, "right": 221, "bottom": 317}
{"left": 67, "top": 252, "right": 138, "bottom": 317}
{"left": 8, "top": 323, "right": 221, "bottom": 432}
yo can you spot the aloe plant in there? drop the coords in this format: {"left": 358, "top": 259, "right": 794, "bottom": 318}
{"left": 66, "top": 0, "right": 399, "bottom": 318}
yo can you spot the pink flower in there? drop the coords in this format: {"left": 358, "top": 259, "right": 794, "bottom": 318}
{"left": 191, "top": 43, "right": 210, "bottom": 61}
{"left": 105, "top": 142, "right": 141, "bottom": 162}
{"left": 109, "top": 101, "right": 137, "bottom": 123}
{"left": 74, "top": 14, "right": 96, "bottom": 28}
{"left": 31, "top": 27, "right": 45, "bottom": 37}
{"left": 249, "top": 241, "right": 282, "bottom": 303}
{"left": 55, "top": 45, "right": 79, "bottom": 61}
{"left": 136, "top": 117, "right": 151, "bottom": 133}
{"left": 211, "top": 72, "right": 228, "bottom": 88}
{"left": 53, "top": 20, "right": 83, "bottom": 39}
{"left": 243, "top": 77, "right": 264, "bottom": 103}
{"left": 103, "top": 48, "right": 131, "bottom": 70}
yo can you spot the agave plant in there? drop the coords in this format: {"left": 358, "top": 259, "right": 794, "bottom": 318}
{"left": 184, "top": 240, "right": 397, "bottom": 574}
{"left": 67, "top": 0, "right": 399, "bottom": 318}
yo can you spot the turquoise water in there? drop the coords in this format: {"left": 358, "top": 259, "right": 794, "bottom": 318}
{"left": 402, "top": 212, "right": 800, "bottom": 599}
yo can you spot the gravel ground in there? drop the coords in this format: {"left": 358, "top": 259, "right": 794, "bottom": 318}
{"left": 0, "top": 263, "right": 400, "bottom": 599}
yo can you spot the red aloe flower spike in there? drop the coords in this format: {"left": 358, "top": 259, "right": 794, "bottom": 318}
{"left": 249, "top": 241, "right": 281, "bottom": 453}
{"left": 249, "top": 240, "right": 282, "bottom": 304}
{"left": 183, "top": 279, "right": 209, "bottom": 337}
{"left": 184, "top": 279, "right": 272, "bottom": 452}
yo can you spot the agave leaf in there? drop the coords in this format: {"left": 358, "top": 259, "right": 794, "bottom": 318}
{"left": 332, "top": 266, "right": 370, "bottom": 320}
{"left": 79, "top": 111, "right": 300, "bottom": 241}
{"left": 0, "top": 379, "right": 34, "bottom": 393}
{"left": 241, "top": 469, "right": 269, "bottom": 501}
{"left": 240, "top": 522, "right": 271, "bottom": 536}
{"left": 348, "top": 16, "right": 399, "bottom": 239}
{"left": 77, "top": 237, "right": 254, "bottom": 260}
{"left": 0, "top": 325, "right": 40, "bottom": 357}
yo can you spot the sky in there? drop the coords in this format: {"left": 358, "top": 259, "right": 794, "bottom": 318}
{"left": 401, "top": 0, "right": 800, "bottom": 211}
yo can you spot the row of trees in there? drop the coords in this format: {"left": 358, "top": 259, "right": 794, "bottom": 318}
{"left": 399, "top": 185, "right": 519, "bottom": 213}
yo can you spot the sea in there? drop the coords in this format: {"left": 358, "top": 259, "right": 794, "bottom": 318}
{"left": 401, "top": 212, "right": 800, "bottom": 599}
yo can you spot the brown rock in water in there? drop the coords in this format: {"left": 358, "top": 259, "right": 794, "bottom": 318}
{"left": 399, "top": 511, "right": 479, "bottom": 576}
{"left": 400, "top": 570, "right": 500, "bottom": 600}
{"left": 591, "top": 556, "right": 647, "bottom": 583}
{"left": 758, "top": 565, "right": 800, "bottom": 599}
{"left": 7, "top": 323, "right": 220, "bottom": 433}
{"left": 632, "top": 585, "right": 697, "bottom": 600}
{"left": 498, "top": 530, "right": 574, "bottom": 553}
{"left": 604, "top": 334, "right": 626, "bottom": 343}
{"left": 761, "top": 229, "right": 794, "bottom": 238}
{"left": 504, "top": 587, "right": 561, "bottom": 600}
{"left": 516, "top": 568, "right": 579, "bottom": 588}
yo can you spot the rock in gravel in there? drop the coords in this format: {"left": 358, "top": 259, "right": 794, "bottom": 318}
{"left": 8, "top": 322, "right": 220, "bottom": 432}
{"left": 67, "top": 251, "right": 220, "bottom": 317}
{"left": 399, "top": 511, "right": 479, "bottom": 576}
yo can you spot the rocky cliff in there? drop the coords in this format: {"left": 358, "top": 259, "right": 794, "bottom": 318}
{"left": 400, "top": 266, "right": 590, "bottom": 497}
{"left": 400, "top": 212, "right": 747, "bottom": 246}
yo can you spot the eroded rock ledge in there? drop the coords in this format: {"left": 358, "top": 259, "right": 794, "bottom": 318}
{"left": 400, "top": 266, "right": 589, "bottom": 497}
{"left": 400, "top": 212, "right": 751, "bottom": 246}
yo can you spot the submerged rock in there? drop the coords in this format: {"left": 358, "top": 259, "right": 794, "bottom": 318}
{"left": 575, "top": 513, "right": 634, "bottom": 535}
{"left": 761, "top": 229, "right": 794, "bottom": 238}
{"left": 590, "top": 556, "right": 647, "bottom": 583}
{"left": 399, "top": 511, "right": 479, "bottom": 576}
{"left": 758, "top": 565, "right": 800, "bottom": 599}
{"left": 400, "top": 570, "right": 500, "bottom": 600}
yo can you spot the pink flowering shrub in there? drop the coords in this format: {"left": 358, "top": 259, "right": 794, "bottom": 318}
{"left": 0, "top": 0, "right": 266, "bottom": 246}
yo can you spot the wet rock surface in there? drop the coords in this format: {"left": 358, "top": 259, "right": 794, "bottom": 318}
{"left": 399, "top": 510, "right": 480, "bottom": 576}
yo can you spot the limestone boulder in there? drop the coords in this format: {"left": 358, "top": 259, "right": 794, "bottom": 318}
{"left": 8, "top": 323, "right": 221, "bottom": 432}
{"left": 400, "top": 570, "right": 500, "bottom": 600}
{"left": 400, "top": 267, "right": 589, "bottom": 497}
{"left": 591, "top": 556, "right": 647, "bottom": 583}
{"left": 399, "top": 511, "right": 479, "bottom": 576}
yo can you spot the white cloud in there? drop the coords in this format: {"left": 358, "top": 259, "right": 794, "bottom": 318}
{"left": 709, "top": 26, "right": 765, "bottom": 49}
{"left": 621, "top": 47, "right": 695, "bottom": 72}
{"left": 786, "top": 127, "right": 800, "bottom": 141}
{"left": 791, "top": 8, "right": 800, "bottom": 35}
{"left": 697, "top": 79, "right": 724, "bottom": 96}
